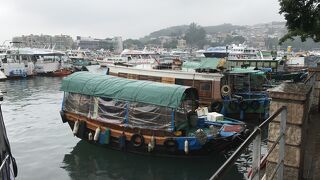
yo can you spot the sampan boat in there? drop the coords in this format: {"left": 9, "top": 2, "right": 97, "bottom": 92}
{"left": 60, "top": 72, "right": 249, "bottom": 156}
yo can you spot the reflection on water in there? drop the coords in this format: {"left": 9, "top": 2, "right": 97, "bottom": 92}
{"left": 0, "top": 73, "right": 253, "bottom": 180}
{"left": 62, "top": 141, "right": 243, "bottom": 180}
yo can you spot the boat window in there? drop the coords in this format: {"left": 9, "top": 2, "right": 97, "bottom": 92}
{"left": 63, "top": 93, "right": 93, "bottom": 116}
{"left": 97, "top": 97, "right": 126, "bottom": 124}
{"left": 175, "top": 79, "right": 184, "bottom": 85}
{"left": 174, "top": 107, "right": 188, "bottom": 130}
{"left": 128, "top": 102, "right": 172, "bottom": 131}
{"left": 22, "top": 55, "right": 28, "bottom": 61}
{"left": 199, "top": 82, "right": 211, "bottom": 97}
{"left": 200, "top": 82, "right": 211, "bottom": 91}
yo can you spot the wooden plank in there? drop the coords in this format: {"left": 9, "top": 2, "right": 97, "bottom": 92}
{"left": 65, "top": 112, "right": 169, "bottom": 144}
{"left": 118, "top": 73, "right": 128, "bottom": 78}
{"left": 128, "top": 74, "right": 138, "bottom": 79}
{"left": 162, "top": 77, "right": 175, "bottom": 84}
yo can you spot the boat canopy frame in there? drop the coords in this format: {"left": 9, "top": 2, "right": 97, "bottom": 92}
{"left": 61, "top": 72, "right": 199, "bottom": 109}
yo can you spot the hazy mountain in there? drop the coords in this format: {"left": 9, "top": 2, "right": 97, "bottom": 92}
{"left": 142, "top": 23, "right": 248, "bottom": 40}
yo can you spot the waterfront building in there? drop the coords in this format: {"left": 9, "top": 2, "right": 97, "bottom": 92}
{"left": 12, "top": 34, "right": 74, "bottom": 50}
{"left": 177, "top": 39, "right": 186, "bottom": 49}
{"left": 76, "top": 36, "right": 123, "bottom": 52}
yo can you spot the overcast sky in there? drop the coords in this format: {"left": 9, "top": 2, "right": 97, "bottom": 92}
{"left": 0, "top": 0, "right": 284, "bottom": 44}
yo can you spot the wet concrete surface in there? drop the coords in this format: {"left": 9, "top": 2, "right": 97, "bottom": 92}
{"left": 268, "top": 82, "right": 311, "bottom": 95}
{"left": 304, "top": 108, "right": 320, "bottom": 179}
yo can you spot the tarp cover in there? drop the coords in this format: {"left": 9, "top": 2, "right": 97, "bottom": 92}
{"left": 63, "top": 94, "right": 187, "bottom": 131}
{"left": 61, "top": 72, "right": 198, "bottom": 109}
{"left": 182, "top": 58, "right": 221, "bottom": 70}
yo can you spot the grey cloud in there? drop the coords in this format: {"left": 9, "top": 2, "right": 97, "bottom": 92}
{"left": 0, "top": 0, "right": 284, "bottom": 43}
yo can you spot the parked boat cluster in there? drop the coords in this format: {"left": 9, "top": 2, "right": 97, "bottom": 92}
{"left": 1, "top": 43, "right": 318, "bottom": 156}
{"left": 53, "top": 44, "right": 319, "bottom": 156}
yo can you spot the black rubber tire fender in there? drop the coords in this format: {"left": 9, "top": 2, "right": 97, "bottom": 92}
{"left": 130, "top": 134, "right": 145, "bottom": 148}
{"left": 163, "top": 138, "right": 178, "bottom": 152}
{"left": 239, "top": 101, "right": 249, "bottom": 111}
{"left": 250, "top": 100, "right": 261, "bottom": 110}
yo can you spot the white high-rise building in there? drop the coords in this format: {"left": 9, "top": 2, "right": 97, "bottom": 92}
{"left": 113, "top": 36, "right": 123, "bottom": 53}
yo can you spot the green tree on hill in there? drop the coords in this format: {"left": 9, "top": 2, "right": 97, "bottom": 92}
{"left": 123, "top": 39, "right": 144, "bottom": 49}
{"left": 185, "top": 23, "right": 207, "bottom": 48}
{"left": 279, "top": 0, "right": 320, "bottom": 43}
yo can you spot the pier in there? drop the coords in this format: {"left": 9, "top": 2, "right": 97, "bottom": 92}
{"left": 210, "top": 63, "right": 320, "bottom": 180}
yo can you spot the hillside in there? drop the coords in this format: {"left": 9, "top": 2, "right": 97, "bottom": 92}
{"left": 142, "top": 23, "right": 248, "bottom": 40}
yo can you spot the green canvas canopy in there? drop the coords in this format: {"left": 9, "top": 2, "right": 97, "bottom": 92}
{"left": 182, "top": 57, "right": 220, "bottom": 70}
{"left": 61, "top": 72, "right": 198, "bottom": 109}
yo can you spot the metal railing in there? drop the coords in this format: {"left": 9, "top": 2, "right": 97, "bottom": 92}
{"left": 0, "top": 154, "right": 10, "bottom": 171}
{"left": 210, "top": 106, "right": 287, "bottom": 180}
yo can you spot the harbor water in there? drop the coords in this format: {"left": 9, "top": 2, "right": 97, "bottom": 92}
{"left": 0, "top": 66, "right": 261, "bottom": 180}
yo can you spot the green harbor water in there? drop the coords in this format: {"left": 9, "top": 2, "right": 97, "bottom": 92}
{"left": 0, "top": 67, "right": 254, "bottom": 180}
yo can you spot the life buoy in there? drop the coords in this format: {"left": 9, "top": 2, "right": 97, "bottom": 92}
{"left": 250, "top": 100, "right": 261, "bottom": 110}
{"left": 221, "top": 85, "right": 231, "bottom": 96}
{"left": 228, "top": 101, "right": 238, "bottom": 111}
{"left": 239, "top": 101, "right": 249, "bottom": 111}
{"left": 236, "top": 54, "right": 241, "bottom": 59}
{"left": 211, "top": 101, "right": 223, "bottom": 112}
{"left": 130, "top": 134, "right": 144, "bottom": 148}
{"left": 164, "top": 138, "right": 178, "bottom": 152}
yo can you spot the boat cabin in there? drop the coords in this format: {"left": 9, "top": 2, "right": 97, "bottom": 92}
{"left": 220, "top": 68, "right": 270, "bottom": 120}
{"left": 107, "top": 65, "right": 222, "bottom": 109}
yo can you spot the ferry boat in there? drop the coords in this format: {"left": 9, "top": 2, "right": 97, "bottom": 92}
{"left": 60, "top": 72, "right": 249, "bottom": 156}
{"left": 0, "top": 91, "right": 18, "bottom": 179}
{"left": 204, "top": 45, "right": 281, "bottom": 72}
{"left": 203, "top": 46, "right": 228, "bottom": 58}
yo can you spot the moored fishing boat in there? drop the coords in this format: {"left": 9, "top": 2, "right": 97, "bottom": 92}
{"left": 220, "top": 67, "right": 271, "bottom": 120}
{"left": 60, "top": 72, "right": 249, "bottom": 156}
{"left": 105, "top": 63, "right": 223, "bottom": 110}
{"left": 51, "top": 68, "right": 73, "bottom": 77}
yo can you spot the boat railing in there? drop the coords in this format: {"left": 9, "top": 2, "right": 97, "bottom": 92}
{"left": 303, "top": 71, "right": 316, "bottom": 85}
{"left": 209, "top": 105, "right": 287, "bottom": 180}
{"left": 0, "top": 154, "right": 10, "bottom": 172}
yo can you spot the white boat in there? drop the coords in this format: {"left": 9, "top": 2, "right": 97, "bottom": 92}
{"left": 204, "top": 44, "right": 275, "bottom": 60}
{"left": 228, "top": 44, "right": 260, "bottom": 60}
{"left": 98, "top": 48, "right": 158, "bottom": 67}
{"left": 1, "top": 48, "right": 35, "bottom": 78}
{"left": 18, "top": 48, "right": 64, "bottom": 74}
{"left": 1, "top": 48, "right": 65, "bottom": 78}
{"left": 97, "top": 55, "right": 127, "bottom": 67}
{"left": 0, "top": 71, "right": 7, "bottom": 80}
{"left": 66, "top": 49, "right": 98, "bottom": 66}
{"left": 107, "top": 64, "right": 222, "bottom": 81}
{"left": 286, "top": 53, "right": 306, "bottom": 67}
